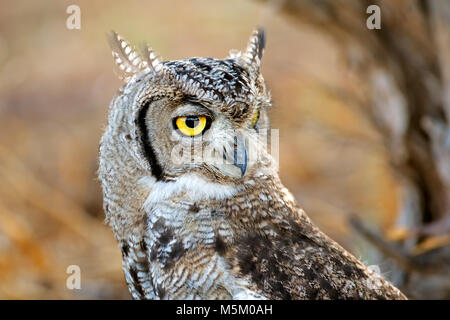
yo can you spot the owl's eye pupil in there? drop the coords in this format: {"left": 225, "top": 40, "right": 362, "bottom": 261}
{"left": 185, "top": 117, "right": 199, "bottom": 129}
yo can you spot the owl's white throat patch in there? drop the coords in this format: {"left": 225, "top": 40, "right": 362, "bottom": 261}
{"left": 140, "top": 174, "right": 239, "bottom": 206}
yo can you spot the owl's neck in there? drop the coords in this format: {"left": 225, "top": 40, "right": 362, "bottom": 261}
{"left": 137, "top": 169, "right": 301, "bottom": 243}
{"left": 109, "top": 167, "right": 294, "bottom": 240}
{"left": 140, "top": 166, "right": 285, "bottom": 207}
{"left": 140, "top": 173, "right": 240, "bottom": 206}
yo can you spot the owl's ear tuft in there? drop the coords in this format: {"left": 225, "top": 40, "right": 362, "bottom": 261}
{"left": 229, "top": 28, "right": 266, "bottom": 73}
{"left": 108, "top": 31, "right": 147, "bottom": 81}
{"left": 142, "top": 44, "right": 165, "bottom": 73}
{"left": 247, "top": 27, "right": 265, "bottom": 61}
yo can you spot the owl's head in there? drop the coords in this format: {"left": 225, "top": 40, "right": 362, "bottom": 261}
{"left": 101, "top": 29, "right": 275, "bottom": 197}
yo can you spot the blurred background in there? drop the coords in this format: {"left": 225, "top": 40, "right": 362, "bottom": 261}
{"left": 0, "top": 0, "right": 449, "bottom": 299}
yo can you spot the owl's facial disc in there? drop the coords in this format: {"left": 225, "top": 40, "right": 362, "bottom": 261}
{"left": 167, "top": 103, "right": 251, "bottom": 180}
{"left": 203, "top": 132, "right": 248, "bottom": 179}
{"left": 204, "top": 132, "right": 248, "bottom": 179}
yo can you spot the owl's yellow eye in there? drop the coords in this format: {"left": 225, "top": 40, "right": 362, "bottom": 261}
{"left": 175, "top": 116, "right": 208, "bottom": 136}
{"left": 250, "top": 110, "right": 260, "bottom": 128}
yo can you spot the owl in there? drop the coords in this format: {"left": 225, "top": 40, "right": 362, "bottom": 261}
{"left": 98, "top": 28, "right": 406, "bottom": 300}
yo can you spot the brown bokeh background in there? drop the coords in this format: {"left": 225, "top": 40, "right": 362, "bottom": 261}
{"left": 0, "top": 1, "right": 448, "bottom": 299}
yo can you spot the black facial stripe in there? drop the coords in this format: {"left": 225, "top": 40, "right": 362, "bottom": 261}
{"left": 138, "top": 100, "right": 164, "bottom": 180}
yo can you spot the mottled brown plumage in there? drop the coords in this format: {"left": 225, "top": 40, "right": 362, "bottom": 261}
{"left": 98, "top": 29, "right": 406, "bottom": 300}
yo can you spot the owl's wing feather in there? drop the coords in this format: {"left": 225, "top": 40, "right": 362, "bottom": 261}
{"left": 227, "top": 209, "right": 406, "bottom": 300}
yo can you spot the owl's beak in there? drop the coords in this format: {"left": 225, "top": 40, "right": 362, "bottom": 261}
{"left": 233, "top": 135, "right": 247, "bottom": 177}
